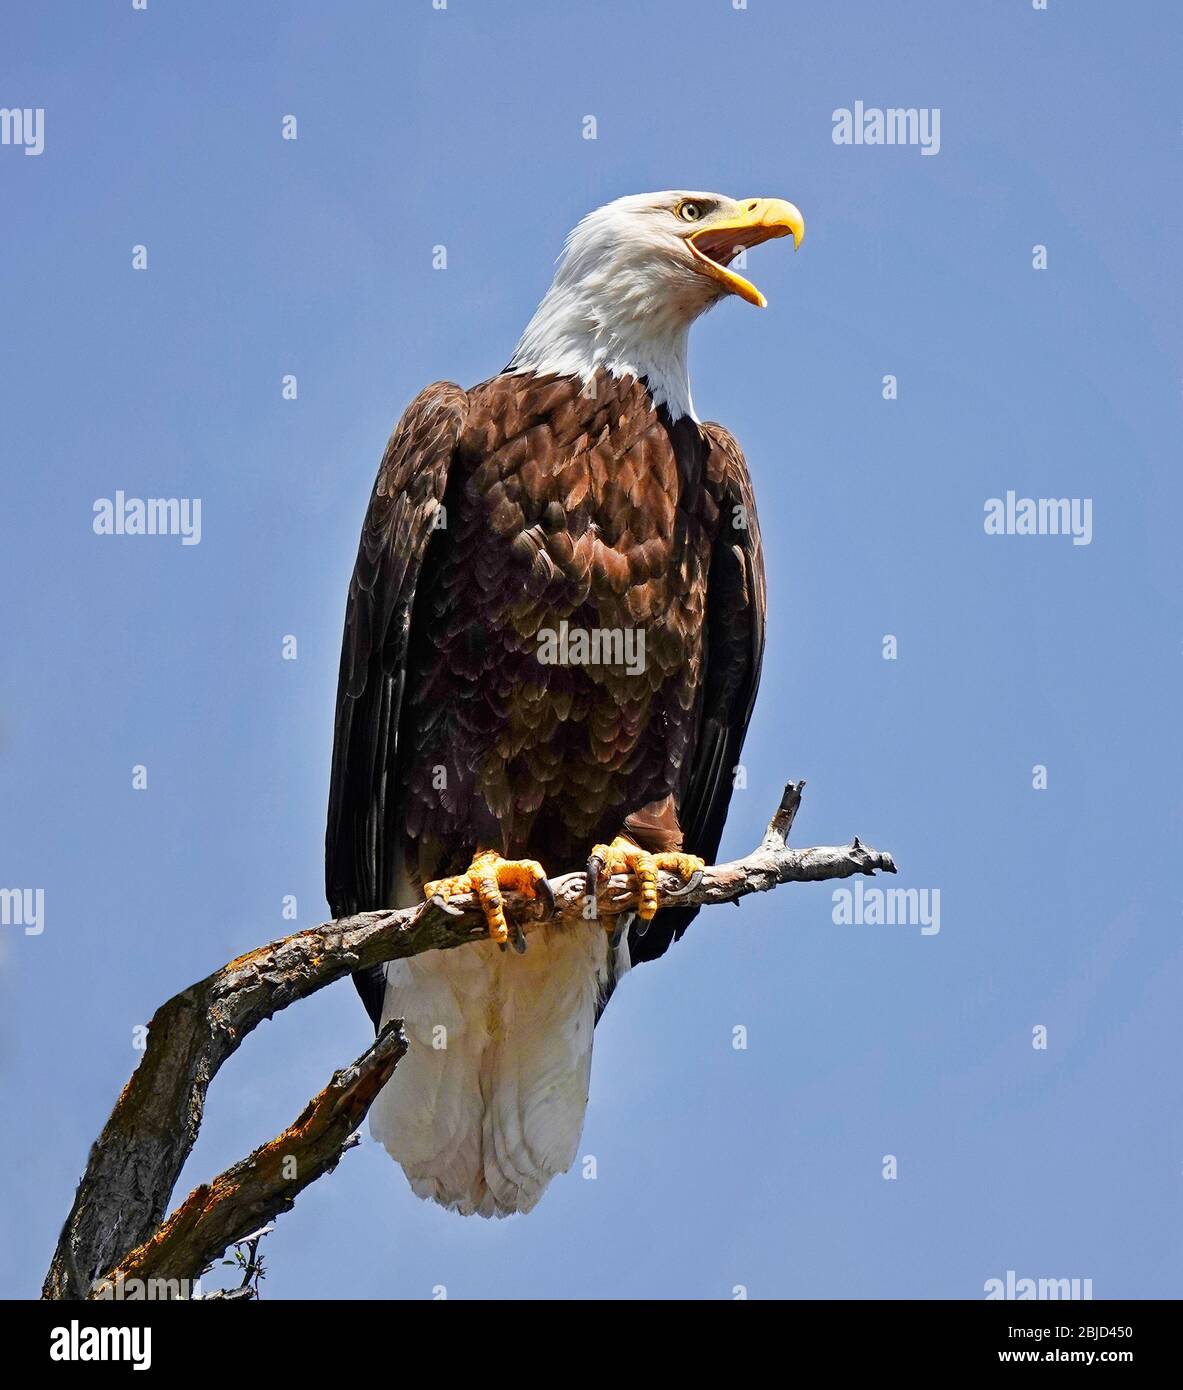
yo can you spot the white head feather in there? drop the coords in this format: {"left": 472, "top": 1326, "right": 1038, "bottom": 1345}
{"left": 508, "top": 191, "right": 759, "bottom": 422}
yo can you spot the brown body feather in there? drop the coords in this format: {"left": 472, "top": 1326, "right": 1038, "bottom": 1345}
{"left": 327, "top": 369, "right": 766, "bottom": 1024}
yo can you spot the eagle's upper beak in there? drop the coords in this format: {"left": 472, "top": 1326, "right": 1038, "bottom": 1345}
{"left": 687, "top": 197, "right": 805, "bottom": 307}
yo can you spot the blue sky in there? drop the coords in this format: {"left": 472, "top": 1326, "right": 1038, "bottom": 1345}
{"left": 1, "top": 0, "right": 1180, "bottom": 1299}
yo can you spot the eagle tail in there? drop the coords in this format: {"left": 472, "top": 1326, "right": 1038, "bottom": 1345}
{"left": 369, "top": 925, "right": 611, "bottom": 1217}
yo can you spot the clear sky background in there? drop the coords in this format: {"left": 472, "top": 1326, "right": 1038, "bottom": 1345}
{"left": 2, "top": 0, "right": 1180, "bottom": 1300}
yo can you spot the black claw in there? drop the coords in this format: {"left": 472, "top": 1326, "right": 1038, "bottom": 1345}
{"left": 430, "top": 893, "right": 465, "bottom": 917}
{"left": 663, "top": 868, "right": 704, "bottom": 900}
{"left": 536, "top": 876, "right": 556, "bottom": 914}
{"left": 584, "top": 854, "right": 604, "bottom": 920}
{"left": 509, "top": 919, "right": 528, "bottom": 954}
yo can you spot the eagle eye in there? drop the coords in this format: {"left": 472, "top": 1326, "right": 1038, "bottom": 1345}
{"left": 676, "top": 200, "right": 707, "bottom": 223}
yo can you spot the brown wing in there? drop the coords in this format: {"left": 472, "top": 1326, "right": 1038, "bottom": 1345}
{"left": 325, "top": 382, "right": 468, "bottom": 1025}
{"left": 627, "top": 421, "right": 768, "bottom": 966}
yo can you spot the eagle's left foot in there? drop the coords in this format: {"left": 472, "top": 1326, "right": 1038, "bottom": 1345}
{"left": 586, "top": 837, "right": 706, "bottom": 923}
{"left": 424, "top": 851, "right": 551, "bottom": 952}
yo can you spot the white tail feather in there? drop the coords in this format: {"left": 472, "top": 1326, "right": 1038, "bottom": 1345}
{"left": 370, "top": 925, "right": 611, "bottom": 1217}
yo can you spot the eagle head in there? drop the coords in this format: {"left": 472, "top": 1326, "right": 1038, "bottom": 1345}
{"left": 572, "top": 190, "right": 804, "bottom": 310}
{"left": 510, "top": 190, "right": 804, "bottom": 419}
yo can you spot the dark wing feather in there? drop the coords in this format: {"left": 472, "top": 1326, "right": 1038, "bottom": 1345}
{"left": 326, "top": 382, "right": 468, "bottom": 1026}
{"left": 627, "top": 421, "right": 767, "bottom": 966}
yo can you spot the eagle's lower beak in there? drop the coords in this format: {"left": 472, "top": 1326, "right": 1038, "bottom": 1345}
{"left": 687, "top": 197, "right": 805, "bottom": 307}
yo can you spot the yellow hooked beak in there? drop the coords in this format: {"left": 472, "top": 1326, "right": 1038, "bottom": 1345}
{"left": 686, "top": 197, "right": 805, "bottom": 307}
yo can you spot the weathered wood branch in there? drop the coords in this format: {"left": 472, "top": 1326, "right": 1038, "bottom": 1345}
{"left": 43, "top": 780, "right": 894, "bottom": 1299}
{"left": 92, "top": 1023, "right": 405, "bottom": 1298}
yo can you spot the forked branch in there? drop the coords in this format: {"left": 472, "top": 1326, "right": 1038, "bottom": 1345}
{"left": 92, "top": 1024, "right": 406, "bottom": 1297}
{"left": 43, "top": 780, "right": 894, "bottom": 1299}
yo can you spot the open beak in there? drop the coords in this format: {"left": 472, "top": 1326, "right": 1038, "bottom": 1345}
{"left": 687, "top": 197, "right": 805, "bottom": 307}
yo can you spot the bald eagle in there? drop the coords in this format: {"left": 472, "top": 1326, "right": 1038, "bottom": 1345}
{"left": 326, "top": 191, "right": 804, "bottom": 1216}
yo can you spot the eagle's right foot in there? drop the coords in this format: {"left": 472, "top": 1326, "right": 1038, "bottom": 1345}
{"left": 424, "top": 850, "right": 551, "bottom": 952}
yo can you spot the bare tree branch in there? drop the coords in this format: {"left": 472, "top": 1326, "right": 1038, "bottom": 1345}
{"left": 43, "top": 780, "right": 894, "bottom": 1299}
{"left": 91, "top": 1023, "right": 405, "bottom": 1298}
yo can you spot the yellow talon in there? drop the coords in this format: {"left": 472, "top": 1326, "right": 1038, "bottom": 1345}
{"left": 587, "top": 836, "right": 706, "bottom": 923}
{"left": 424, "top": 850, "right": 548, "bottom": 946}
